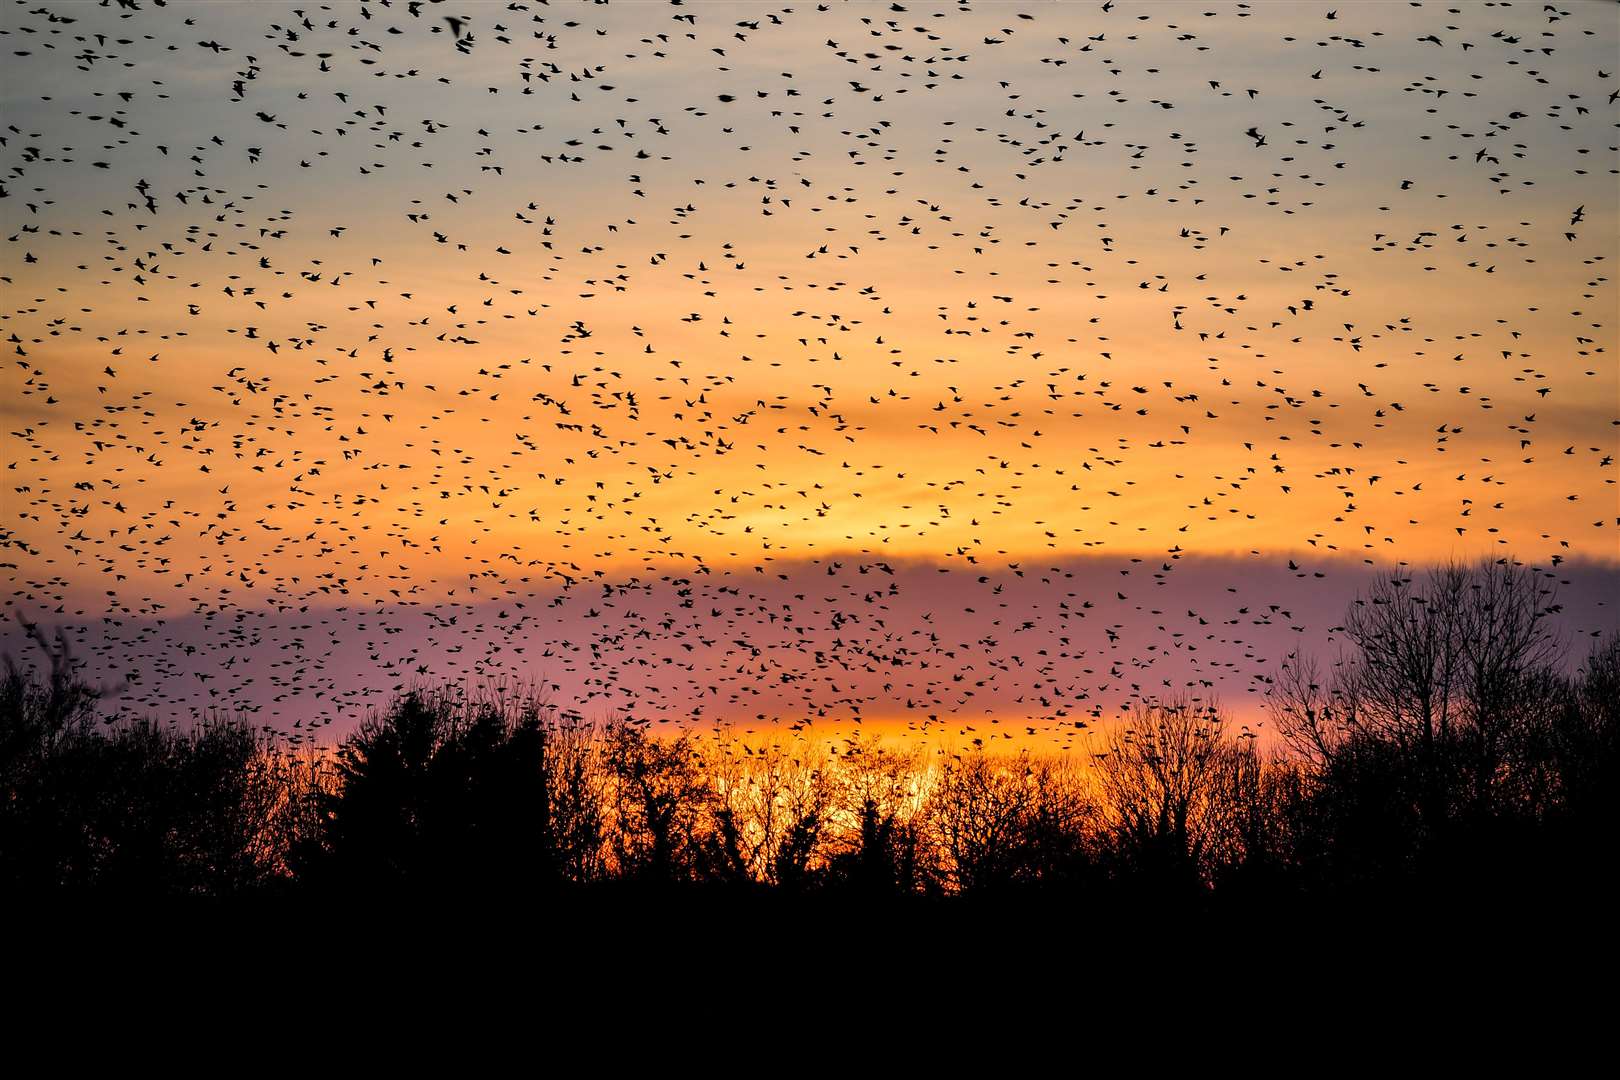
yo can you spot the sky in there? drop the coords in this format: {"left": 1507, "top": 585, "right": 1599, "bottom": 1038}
{"left": 2, "top": 0, "right": 1616, "bottom": 745}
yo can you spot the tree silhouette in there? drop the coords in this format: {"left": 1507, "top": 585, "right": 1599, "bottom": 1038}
{"left": 2, "top": 616, "right": 287, "bottom": 897}
{"left": 824, "top": 737, "right": 931, "bottom": 895}
{"left": 1267, "top": 560, "right": 1606, "bottom": 896}
{"left": 600, "top": 717, "right": 709, "bottom": 886}
{"left": 306, "top": 684, "right": 554, "bottom": 895}
{"left": 1090, "top": 698, "right": 1256, "bottom": 896}
{"left": 3, "top": 566, "right": 1612, "bottom": 916}
{"left": 927, "top": 750, "right": 1091, "bottom": 893}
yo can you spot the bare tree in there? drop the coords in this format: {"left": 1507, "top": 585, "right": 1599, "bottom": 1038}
{"left": 600, "top": 716, "right": 710, "bottom": 884}
{"left": 545, "top": 711, "right": 608, "bottom": 884}
{"left": 1090, "top": 698, "right": 1253, "bottom": 889}
{"left": 926, "top": 750, "right": 1091, "bottom": 892}
{"left": 827, "top": 735, "right": 932, "bottom": 893}
{"left": 703, "top": 733, "right": 836, "bottom": 887}
{"left": 928, "top": 749, "right": 1038, "bottom": 892}
{"left": 1273, "top": 560, "right": 1565, "bottom": 831}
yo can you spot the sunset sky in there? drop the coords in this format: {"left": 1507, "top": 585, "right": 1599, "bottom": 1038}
{"left": 3, "top": 0, "right": 1615, "bottom": 743}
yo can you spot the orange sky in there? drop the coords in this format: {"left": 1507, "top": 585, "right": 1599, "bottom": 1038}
{"left": 2, "top": 0, "right": 1615, "bottom": 737}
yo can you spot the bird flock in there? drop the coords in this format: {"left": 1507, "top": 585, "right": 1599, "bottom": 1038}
{"left": 2, "top": 0, "right": 1616, "bottom": 745}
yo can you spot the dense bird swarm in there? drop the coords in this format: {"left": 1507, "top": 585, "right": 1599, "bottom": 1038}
{"left": 1, "top": 0, "right": 1615, "bottom": 743}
